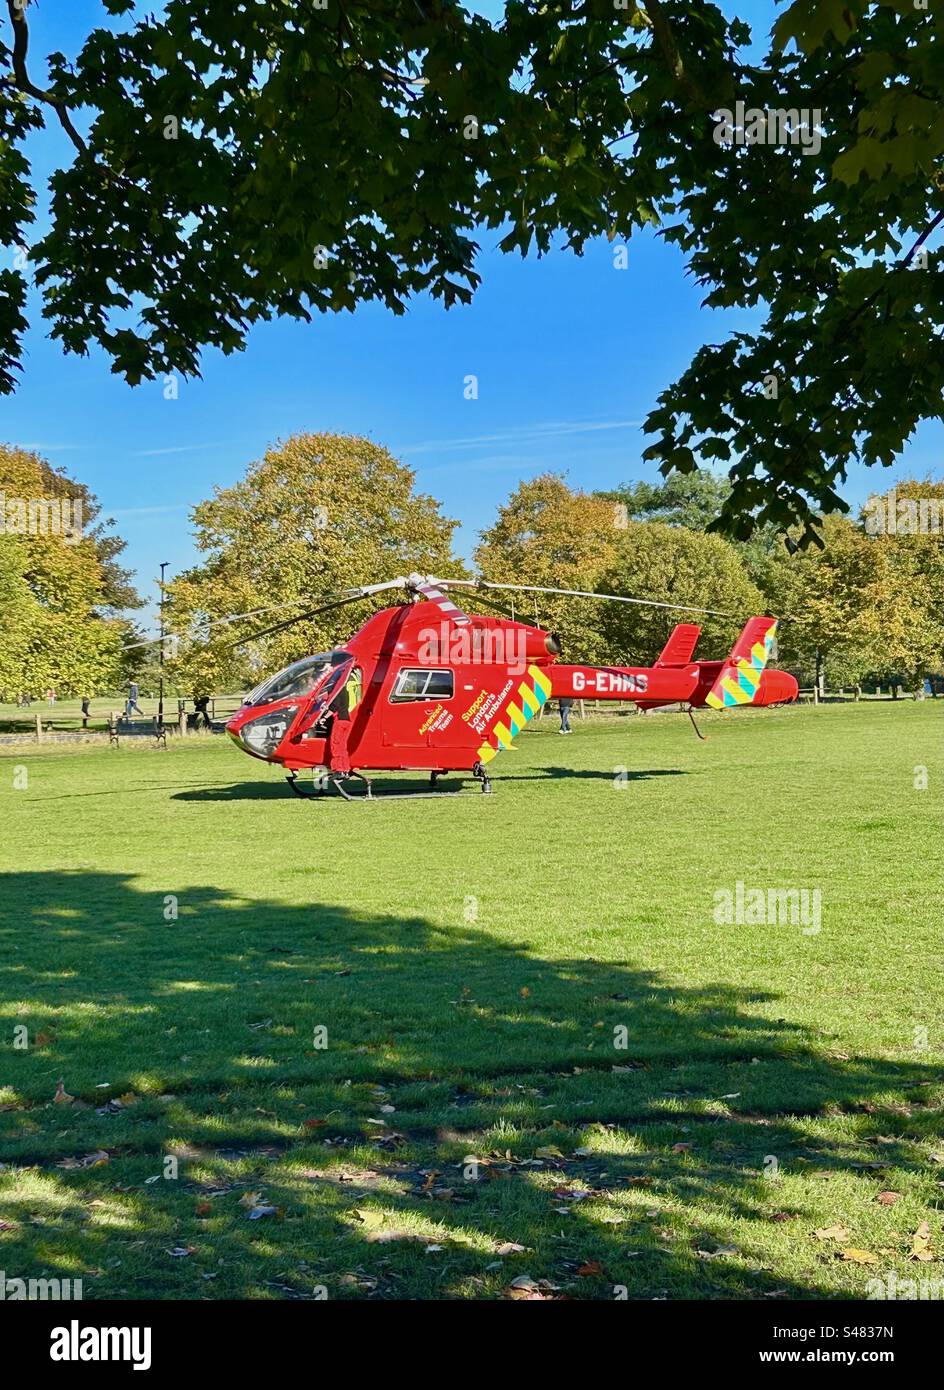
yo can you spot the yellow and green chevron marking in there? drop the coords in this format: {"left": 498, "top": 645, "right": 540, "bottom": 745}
{"left": 476, "top": 664, "right": 553, "bottom": 765}
{"left": 705, "top": 620, "right": 777, "bottom": 710}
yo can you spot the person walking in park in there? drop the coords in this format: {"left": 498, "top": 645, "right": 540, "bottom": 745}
{"left": 558, "top": 697, "right": 574, "bottom": 734}
{"left": 193, "top": 693, "right": 213, "bottom": 730}
{"left": 125, "top": 680, "right": 145, "bottom": 721}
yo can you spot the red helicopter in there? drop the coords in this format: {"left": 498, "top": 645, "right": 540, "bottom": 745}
{"left": 216, "top": 575, "right": 798, "bottom": 798}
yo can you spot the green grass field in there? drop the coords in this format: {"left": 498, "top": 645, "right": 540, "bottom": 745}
{"left": 1, "top": 701, "right": 941, "bottom": 1300}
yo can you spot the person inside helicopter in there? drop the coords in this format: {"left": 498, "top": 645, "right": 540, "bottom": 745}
{"left": 299, "top": 661, "right": 359, "bottom": 734}
{"left": 325, "top": 666, "right": 362, "bottom": 773}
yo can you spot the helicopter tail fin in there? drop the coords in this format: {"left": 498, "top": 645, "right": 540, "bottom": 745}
{"left": 704, "top": 617, "right": 778, "bottom": 709}
{"left": 655, "top": 623, "right": 701, "bottom": 667}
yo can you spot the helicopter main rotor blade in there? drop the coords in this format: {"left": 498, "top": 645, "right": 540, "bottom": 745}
{"left": 124, "top": 578, "right": 416, "bottom": 655}
{"left": 452, "top": 588, "right": 520, "bottom": 623}
{"left": 221, "top": 577, "right": 411, "bottom": 649}
{"left": 467, "top": 580, "right": 742, "bottom": 621}
{"left": 121, "top": 599, "right": 316, "bottom": 652}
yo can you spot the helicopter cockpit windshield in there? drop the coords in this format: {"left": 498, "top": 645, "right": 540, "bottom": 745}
{"left": 243, "top": 650, "right": 352, "bottom": 708}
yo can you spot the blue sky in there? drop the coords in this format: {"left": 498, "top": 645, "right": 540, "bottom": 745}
{"left": 3, "top": 0, "right": 942, "bottom": 632}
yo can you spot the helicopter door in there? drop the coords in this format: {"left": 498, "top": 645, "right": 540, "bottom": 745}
{"left": 292, "top": 658, "right": 356, "bottom": 740}
{"left": 382, "top": 667, "right": 455, "bottom": 747}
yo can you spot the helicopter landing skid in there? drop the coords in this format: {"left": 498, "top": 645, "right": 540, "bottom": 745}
{"left": 284, "top": 769, "right": 489, "bottom": 800}
{"left": 285, "top": 770, "right": 329, "bottom": 799}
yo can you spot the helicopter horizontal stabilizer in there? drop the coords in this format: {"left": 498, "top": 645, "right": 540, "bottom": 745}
{"left": 655, "top": 623, "right": 701, "bottom": 667}
{"left": 704, "top": 617, "right": 778, "bottom": 709}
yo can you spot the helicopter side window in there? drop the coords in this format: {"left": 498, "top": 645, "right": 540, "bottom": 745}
{"left": 390, "top": 668, "right": 454, "bottom": 702}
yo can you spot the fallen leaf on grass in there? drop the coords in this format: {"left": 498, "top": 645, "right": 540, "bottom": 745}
{"left": 504, "top": 1278, "right": 541, "bottom": 1300}
{"left": 576, "top": 1261, "right": 604, "bottom": 1277}
{"left": 534, "top": 1146, "right": 564, "bottom": 1160}
{"left": 246, "top": 1205, "right": 278, "bottom": 1220}
{"left": 56, "top": 1150, "right": 108, "bottom": 1170}
{"left": 504, "top": 1275, "right": 560, "bottom": 1300}
{"left": 875, "top": 1191, "right": 900, "bottom": 1206}
{"left": 839, "top": 1248, "right": 879, "bottom": 1265}
{"left": 495, "top": 1242, "right": 527, "bottom": 1256}
{"left": 815, "top": 1225, "right": 849, "bottom": 1243}
{"left": 911, "top": 1221, "right": 934, "bottom": 1261}
{"left": 353, "top": 1207, "right": 385, "bottom": 1229}
{"left": 239, "top": 1191, "right": 265, "bottom": 1209}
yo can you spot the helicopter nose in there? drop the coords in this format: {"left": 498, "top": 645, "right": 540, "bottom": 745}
{"left": 756, "top": 669, "right": 799, "bottom": 705}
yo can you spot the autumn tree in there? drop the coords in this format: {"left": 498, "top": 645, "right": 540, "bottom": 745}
{"left": 4, "top": 1, "right": 944, "bottom": 532}
{"left": 474, "top": 474, "right": 618, "bottom": 663}
{"left": 0, "top": 535, "right": 33, "bottom": 693}
{"left": 166, "top": 433, "right": 464, "bottom": 693}
{"left": 600, "top": 469, "right": 732, "bottom": 531}
{"left": 858, "top": 478, "right": 944, "bottom": 690}
{"left": 595, "top": 522, "right": 765, "bottom": 665}
{"left": 757, "top": 495, "right": 944, "bottom": 691}
{"left": 0, "top": 445, "right": 134, "bottom": 695}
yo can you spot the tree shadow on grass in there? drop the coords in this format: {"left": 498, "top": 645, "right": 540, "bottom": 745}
{"left": 0, "top": 869, "right": 939, "bottom": 1301}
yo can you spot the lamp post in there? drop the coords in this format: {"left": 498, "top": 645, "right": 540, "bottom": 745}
{"left": 158, "top": 562, "right": 169, "bottom": 729}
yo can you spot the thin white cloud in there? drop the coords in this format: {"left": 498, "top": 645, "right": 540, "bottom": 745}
{"left": 418, "top": 452, "right": 572, "bottom": 476}
{"left": 398, "top": 419, "right": 643, "bottom": 457}
{"left": 21, "top": 442, "right": 82, "bottom": 452}
{"left": 131, "top": 440, "right": 238, "bottom": 458}
{"left": 106, "top": 504, "right": 192, "bottom": 519}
